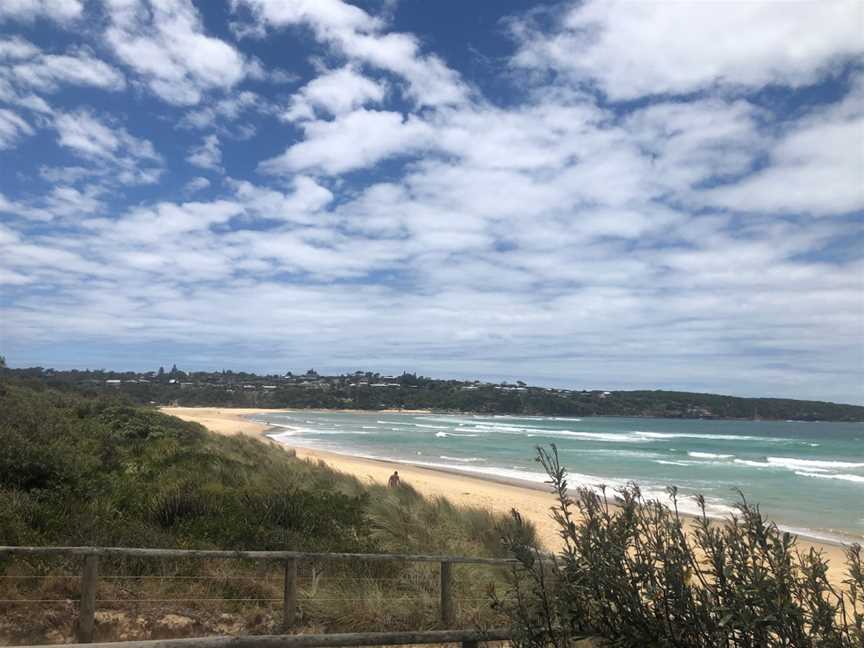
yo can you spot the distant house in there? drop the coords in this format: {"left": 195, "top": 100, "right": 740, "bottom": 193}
{"left": 105, "top": 379, "right": 122, "bottom": 387}
{"left": 262, "top": 385, "right": 277, "bottom": 390}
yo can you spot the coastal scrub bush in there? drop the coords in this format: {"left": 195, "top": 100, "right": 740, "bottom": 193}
{"left": 493, "top": 445, "right": 864, "bottom": 648}
{"left": 0, "top": 379, "right": 528, "bottom": 638}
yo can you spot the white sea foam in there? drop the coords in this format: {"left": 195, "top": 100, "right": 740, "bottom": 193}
{"left": 563, "top": 449, "right": 661, "bottom": 458}
{"left": 733, "top": 458, "right": 828, "bottom": 471}
{"left": 734, "top": 459, "right": 772, "bottom": 468}
{"left": 471, "top": 420, "right": 540, "bottom": 429}
{"left": 688, "top": 451, "right": 734, "bottom": 459}
{"left": 733, "top": 457, "right": 863, "bottom": 474}
{"left": 425, "top": 416, "right": 477, "bottom": 425}
{"left": 439, "top": 455, "right": 486, "bottom": 463}
{"left": 466, "top": 423, "right": 546, "bottom": 433}
{"left": 766, "top": 457, "right": 864, "bottom": 470}
{"left": 795, "top": 472, "right": 864, "bottom": 484}
{"left": 266, "top": 423, "right": 371, "bottom": 436}
{"left": 656, "top": 459, "right": 731, "bottom": 467}
{"left": 633, "top": 431, "right": 780, "bottom": 442}
{"left": 401, "top": 460, "right": 551, "bottom": 485}
{"left": 396, "top": 460, "right": 740, "bottom": 521}
{"left": 414, "top": 423, "right": 452, "bottom": 429}
{"left": 435, "top": 431, "right": 480, "bottom": 438}
{"left": 774, "top": 524, "right": 861, "bottom": 546}
{"left": 527, "top": 430, "right": 650, "bottom": 443}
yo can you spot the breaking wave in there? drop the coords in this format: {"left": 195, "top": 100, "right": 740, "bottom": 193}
{"left": 795, "top": 472, "right": 864, "bottom": 484}
{"left": 766, "top": 457, "right": 864, "bottom": 470}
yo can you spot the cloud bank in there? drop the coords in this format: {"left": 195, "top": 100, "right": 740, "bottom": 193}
{"left": 0, "top": 0, "right": 862, "bottom": 403}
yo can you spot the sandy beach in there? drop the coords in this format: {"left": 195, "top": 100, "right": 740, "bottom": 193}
{"left": 162, "top": 407, "right": 854, "bottom": 586}
{"left": 162, "top": 407, "right": 564, "bottom": 546}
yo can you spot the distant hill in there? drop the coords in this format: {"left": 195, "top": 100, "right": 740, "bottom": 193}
{"left": 4, "top": 366, "right": 863, "bottom": 422}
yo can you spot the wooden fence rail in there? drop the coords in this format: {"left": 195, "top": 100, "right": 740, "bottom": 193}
{"left": 0, "top": 546, "right": 517, "bottom": 644}
{"left": 7, "top": 628, "right": 512, "bottom": 648}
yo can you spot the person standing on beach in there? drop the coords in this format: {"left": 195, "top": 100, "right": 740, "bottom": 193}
{"left": 388, "top": 471, "right": 400, "bottom": 488}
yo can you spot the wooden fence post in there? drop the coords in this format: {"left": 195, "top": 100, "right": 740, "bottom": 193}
{"left": 439, "top": 561, "right": 455, "bottom": 626}
{"left": 283, "top": 558, "right": 298, "bottom": 631}
{"left": 76, "top": 553, "right": 98, "bottom": 643}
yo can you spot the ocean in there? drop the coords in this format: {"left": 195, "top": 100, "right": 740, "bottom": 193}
{"left": 251, "top": 411, "right": 864, "bottom": 545}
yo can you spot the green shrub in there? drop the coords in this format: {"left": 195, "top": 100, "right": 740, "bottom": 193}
{"left": 494, "top": 445, "right": 864, "bottom": 647}
{"left": 0, "top": 379, "right": 525, "bottom": 635}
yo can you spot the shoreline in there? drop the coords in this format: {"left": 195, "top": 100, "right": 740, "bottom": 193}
{"left": 161, "top": 406, "right": 856, "bottom": 585}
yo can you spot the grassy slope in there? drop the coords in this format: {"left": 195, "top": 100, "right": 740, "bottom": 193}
{"left": 0, "top": 380, "right": 531, "bottom": 641}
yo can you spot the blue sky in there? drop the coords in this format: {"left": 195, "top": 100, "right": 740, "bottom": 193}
{"left": 1, "top": 0, "right": 862, "bottom": 403}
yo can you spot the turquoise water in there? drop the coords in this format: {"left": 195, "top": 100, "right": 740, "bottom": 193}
{"left": 252, "top": 411, "right": 864, "bottom": 544}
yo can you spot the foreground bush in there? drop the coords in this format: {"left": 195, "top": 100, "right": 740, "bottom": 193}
{"left": 494, "top": 445, "right": 863, "bottom": 647}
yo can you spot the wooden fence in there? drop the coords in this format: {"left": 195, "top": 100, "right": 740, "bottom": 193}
{"left": 8, "top": 628, "right": 512, "bottom": 648}
{"left": 0, "top": 546, "right": 518, "bottom": 645}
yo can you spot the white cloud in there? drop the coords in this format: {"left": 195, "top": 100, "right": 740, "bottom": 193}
{"left": 0, "top": 0, "right": 83, "bottom": 24}
{"left": 0, "top": 108, "right": 34, "bottom": 148}
{"left": 0, "top": 36, "right": 40, "bottom": 59}
{"left": 0, "top": 183, "right": 106, "bottom": 221}
{"left": 261, "top": 109, "right": 434, "bottom": 175}
{"left": 0, "top": 267, "right": 33, "bottom": 285}
{"left": 181, "top": 91, "right": 267, "bottom": 131}
{"left": 184, "top": 176, "right": 211, "bottom": 194}
{"left": 0, "top": 39, "right": 124, "bottom": 132}
{"left": 187, "top": 134, "right": 223, "bottom": 171}
{"left": 87, "top": 200, "right": 245, "bottom": 244}
{"left": 235, "top": 0, "right": 381, "bottom": 35}
{"left": 1, "top": 0, "right": 862, "bottom": 404}
{"left": 701, "top": 107, "right": 864, "bottom": 215}
{"left": 512, "top": 0, "right": 864, "bottom": 99}
{"left": 622, "top": 99, "right": 765, "bottom": 193}
{"left": 53, "top": 110, "right": 163, "bottom": 185}
{"left": 283, "top": 66, "right": 386, "bottom": 121}
{"left": 231, "top": 176, "right": 334, "bottom": 222}
{"left": 234, "top": 0, "right": 467, "bottom": 107}
{"left": 105, "top": 0, "right": 249, "bottom": 105}
{"left": 9, "top": 48, "right": 125, "bottom": 92}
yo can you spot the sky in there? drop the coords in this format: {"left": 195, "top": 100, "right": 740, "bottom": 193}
{"left": 0, "top": 0, "right": 862, "bottom": 404}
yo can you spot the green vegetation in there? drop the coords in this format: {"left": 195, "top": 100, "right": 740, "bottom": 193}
{"left": 5, "top": 365, "right": 864, "bottom": 421}
{"left": 495, "top": 445, "right": 864, "bottom": 647}
{"left": 0, "top": 379, "right": 531, "bottom": 640}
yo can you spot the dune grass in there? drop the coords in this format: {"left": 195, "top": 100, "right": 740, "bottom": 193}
{"left": 0, "top": 379, "right": 532, "bottom": 641}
